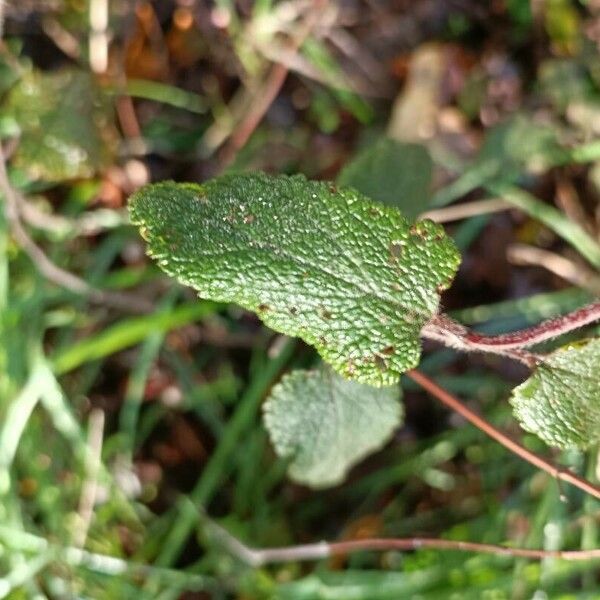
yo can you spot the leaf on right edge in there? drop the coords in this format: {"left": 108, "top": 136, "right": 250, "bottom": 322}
{"left": 263, "top": 366, "right": 403, "bottom": 488}
{"left": 510, "top": 338, "right": 600, "bottom": 449}
{"left": 338, "top": 138, "right": 433, "bottom": 219}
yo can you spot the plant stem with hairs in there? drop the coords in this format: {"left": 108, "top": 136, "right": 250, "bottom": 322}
{"left": 421, "top": 300, "right": 600, "bottom": 364}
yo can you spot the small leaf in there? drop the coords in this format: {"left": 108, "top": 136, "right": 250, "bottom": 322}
{"left": 4, "top": 69, "right": 116, "bottom": 181}
{"left": 338, "top": 138, "right": 433, "bottom": 219}
{"left": 129, "top": 173, "right": 460, "bottom": 386}
{"left": 510, "top": 338, "right": 600, "bottom": 449}
{"left": 478, "top": 115, "right": 568, "bottom": 179}
{"left": 263, "top": 366, "right": 402, "bottom": 487}
{"left": 539, "top": 59, "right": 593, "bottom": 112}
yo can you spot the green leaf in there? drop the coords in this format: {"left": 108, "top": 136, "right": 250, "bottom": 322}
{"left": 4, "top": 69, "right": 116, "bottom": 182}
{"left": 263, "top": 366, "right": 402, "bottom": 487}
{"left": 129, "top": 173, "right": 460, "bottom": 385}
{"left": 338, "top": 138, "right": 433, "bottom": 219}
{"left": 510, "top": 338, "right": 600, "bottom": 449}
{"left": 478, "top": 115, "right": 568, "bottom": 179}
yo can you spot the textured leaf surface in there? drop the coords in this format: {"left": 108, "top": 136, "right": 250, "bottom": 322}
{"left": 263, "top": 367, "right": 402, "bottom": 487}
{"left": 338, "top": 138, "right": 433, "bottom": 219}
{"left": 129, "top": 173, "right": 460, "bottom": 385}
{"left": 4, "top": 69, "right": 116, "bottom": 181}
{"left": 510, "top": 338, "right": 600, "bottom": 449}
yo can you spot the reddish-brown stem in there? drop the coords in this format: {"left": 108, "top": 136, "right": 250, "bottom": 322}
{"left": 424, "top": 301, "right": 600, "bottom": 362}
{"left": 406, "top": 369, "right": 600, "bottom": 501}
{"left": 219, "top": 1, "right": 324, "bottom": 168}
{"left": 219, "top": 62, "right": 289, "bottom": 168}
{"left": 421, "top": 315, "right": 541, "bottom": 367}
{"left": 462, "top": 300, "right": 600, "bottom": 348}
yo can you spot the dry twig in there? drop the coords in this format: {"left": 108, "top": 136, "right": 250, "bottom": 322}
{"left": 204, "top": 505, "right": 600, "bottom": 566}
{"left": 507, "top": 243, "right": 600, "bottom": 296}
{"left": 219, "top": 0, "right": 325, "bottom": 168}
{"left": 420, "top": 198, "right": 513, "bottom": 223}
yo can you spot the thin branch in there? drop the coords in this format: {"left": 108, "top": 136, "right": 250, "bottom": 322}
{"left": 116, "top": 92, "right": 143, "bottom": 141}
{"left": 420, "top": 198, "right": 513, "bottom": 223}
{"left": 328, "top": 539, "right": 600, "bottom": 561}
{"left": 468, "top": 307, "right": 600, "bottom": 347}
{"left": 406, "top": 369, "right": 600, "bottom": 500}
{"left": 219, "top": 63, "right": 289, "bottom": 168}
{"left": 42, "top": 15, "right": 81, "bottom": 59}
{"left": 0, "top": 144, "right": 153, "bottom": 313}
{"left": 205, "top": 513, "right": 600, "bottom": 565}
{"left": 219, "top": 0, "right": 324, "bottom": 168}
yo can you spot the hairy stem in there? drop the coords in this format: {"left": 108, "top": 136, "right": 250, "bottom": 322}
{"left": 462, "top": 301, "right": 600, "bottom": 348}
{"left": 421, "top": 315, "right": 541, "bottom": 367}
{"left": 406, "top": 369, "right": 600, "bottom": 500}
{"left": 422, "top": 300, "right": 600, "bottom": 364}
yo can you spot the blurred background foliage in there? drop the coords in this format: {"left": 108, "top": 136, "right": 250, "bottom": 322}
{"left": 1, "top": 0, "right": 600, "bottom": 598}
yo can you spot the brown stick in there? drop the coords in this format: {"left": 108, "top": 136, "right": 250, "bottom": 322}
{"left": 218, "top": 62, "right": 290, "bottom": 168}
{"left": 205, "top": 510, "right": 600, "bottom": 565}
{"left": 219, "top": 0, "right": 324, "bottom": 168}
{"left": 328, "top": 538, "right": 600, "bottom": 562}
{"left": 507, "top": 243, "right": 600, "bottom": 296}
{"left": 406, "top": 369, "right": 600, "bottom": 500}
